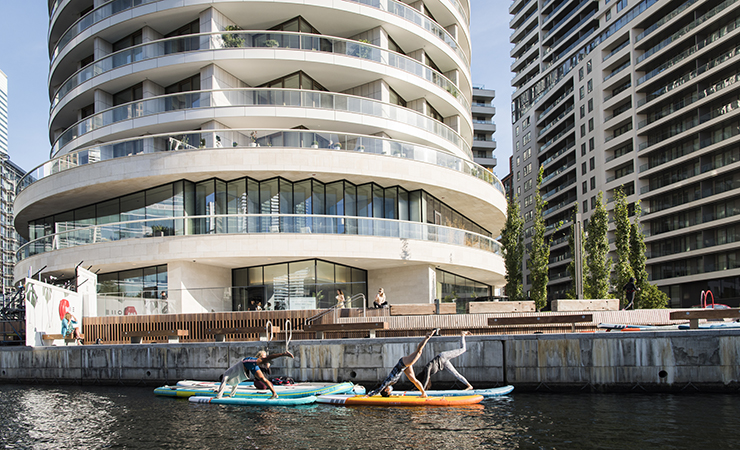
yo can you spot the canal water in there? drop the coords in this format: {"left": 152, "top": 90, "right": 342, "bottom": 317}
{"left": 1, "top": 384, "right": 739, "bottom": 449}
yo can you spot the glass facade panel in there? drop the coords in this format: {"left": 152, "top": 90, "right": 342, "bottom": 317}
{"left": 146, "top": 184, "right": 174, "bottom": 236}
{"left": 96, "top": 198, "right": 120, "bottom": 241}
{"left": 288, "top": 260, "right": 316, "bottom": 309}
{"left": 263, "top": 263, "right": 288, "bottom": 310}
{"left": 227, "top": 178, "right": 247, "bottom": 233}
{"left": 195, "top": 180, "right": 214, "bottom": 234}
{"left": 316, "top": 260, "right": 335, "bottom": 309}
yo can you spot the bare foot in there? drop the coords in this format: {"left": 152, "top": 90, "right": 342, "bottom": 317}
{"left": 420, "top": 393, "right": 428, "bottom": 398}
{"left": 269, "top": 394, "right": 278, "bottom": 400}
{"left": 461, "top": 331, "right": 471, "bottom": 336}
{"left": 429, "top": 328, "right": 441, "bottom": 336}
{"left": 464, "top": 385, "right": 474, "bottom": 391}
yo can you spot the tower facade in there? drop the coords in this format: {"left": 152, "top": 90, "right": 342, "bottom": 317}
{"left": 510, "top": 0, "right": 740, "bottom": 306}
{"left": 471, "top": 85, "right": 497, "bottom": 172}
{"left": 14, "top": 0, "right": 506, "bottom": 313}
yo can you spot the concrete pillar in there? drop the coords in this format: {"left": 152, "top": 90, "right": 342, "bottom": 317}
{"left": 167, "top": 261, "right": 232, "bottom": 313}
{"left": 94, "top": 89, "right": 113, "bottom": 112}
{"left": 367, "top": 264, "right": 436, "bottom": 305}
{"left": 444, "top": 115, "right": 461, "bottom": 133}
{"left": 142, "top": 80, "right": 164, "bottom": 99}
{"left": 93, "top": 37, "right": 112, "bottom": 61}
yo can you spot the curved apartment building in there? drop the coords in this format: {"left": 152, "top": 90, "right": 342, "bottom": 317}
{"left": 14, "top": 0, "right": 506, "bottom": 314}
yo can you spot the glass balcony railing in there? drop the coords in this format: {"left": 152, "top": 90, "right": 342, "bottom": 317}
{"left": 537, "top": 87, "right": 574, "bottom": 122}
{"left": 51, "top": 0, "right": 468, "bottom": 67}
{"left": 537, "top": 104, "right": 574, "bottom": 138}
{"left": 17, "top": 214, "right": 502, "bottom": 261}
{"left": 52, "top": 31, "right": 468, "bottom": 113}
{"left": 20, "top": 129, "right": 504, "bottom": 195}
{"left": 52, "top": 88, "right": 471, "bottom": 158}
{"left": 634, "top": 0, "right": 700, "bottom": 43}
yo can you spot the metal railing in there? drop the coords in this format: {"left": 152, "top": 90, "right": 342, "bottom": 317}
{"left": 52, "top": 88, "right": 470, "bottom": 158}
{"left": 20, "top": 129, "right": 503, "bottom": 196}
{"left": 17, "top": 214, "right": 503, "bottom": 261}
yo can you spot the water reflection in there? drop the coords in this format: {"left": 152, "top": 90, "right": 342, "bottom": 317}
{"left": 2, "top": 386, "right": 740, "bottom": 449}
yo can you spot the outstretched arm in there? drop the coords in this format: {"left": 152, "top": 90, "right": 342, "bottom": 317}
{"left": 259, "top": 351, "right": 294, "bottom": 364}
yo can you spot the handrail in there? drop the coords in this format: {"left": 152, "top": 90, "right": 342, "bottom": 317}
{"left": 305, "top": 303, "right": 341, "bottom": 325}
{"left": 50, "top": 0, "right": 468, "bottom": 69}
{"left": 17, "top": 214, "right": 504, "bottom": 261}
{"left": 351, "top": 293, "right": 367, "bottom": 317}
{"left": 51, "top": 30, "right": 468, "bottom": 114}
{"left": 19, "top": 129, "right": 504, "bottom": 196}
{"left": 51, "top": 88, "right": 471, "bottom": 159}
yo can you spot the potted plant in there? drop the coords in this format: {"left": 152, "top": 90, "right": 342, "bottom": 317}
{"left": 265, "top": 39, "right": 279, "bottom": 48}
{"left": 311, "top": 140, "right": 319, "bottom": 148}
{"left": 357, "top": 144, "right": 365, "bottom": 151}
{"left": 221, "top": 25, "right": 244, "bottom": 48}
{"left": 199, "top": 138, "right": 206, "bottom": 148}
{"left": 332, "top": 142, "right": 342, "bottom": 150}
{"left": 249, "top": 131, "right": 258, "bottom": 147}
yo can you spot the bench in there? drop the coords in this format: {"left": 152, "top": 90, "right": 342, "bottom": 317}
{"left": 467, "top": 301, "right": 536, "bottom": 314}
{"left": 390, "top": 304, "right": 455, "bottom": 316}
{"left": 123, "top": 329, "right": 189, "bottom": 343}
{"left": 42, "top": 333, "right": 84, "bottom": 346}
{"left": 205, "top": 326, "right": 280, "bottom": 342}
{"left": 669, "top": 309, "right": 740, "bottom": 329}
{"left": 303, "top": 322, "right": 389, "bottom": 339}
{"left": 488, "top": 314, "right": 594, "bottom": 332}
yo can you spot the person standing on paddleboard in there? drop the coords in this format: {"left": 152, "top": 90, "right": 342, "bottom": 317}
{"left": 416, "top": 331, "right": 473, "bottom": 391}
{"left": 367, "top": 329, "right": 439, "bottom": 398}
{"left": 216, "top": 350, "right": 294, "bottom": 399}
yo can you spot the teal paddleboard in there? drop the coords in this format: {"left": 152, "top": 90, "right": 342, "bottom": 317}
{"left": 189, "top": 395, "right": 317, "bottom": 406}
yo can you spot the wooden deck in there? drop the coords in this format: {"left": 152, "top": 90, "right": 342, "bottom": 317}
{"left": 77, "top": 308, "right": 686, "bottom": 344}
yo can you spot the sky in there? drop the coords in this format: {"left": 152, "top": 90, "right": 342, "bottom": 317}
{"left": 0, "top": 1, "right": 514, "bottom": 177}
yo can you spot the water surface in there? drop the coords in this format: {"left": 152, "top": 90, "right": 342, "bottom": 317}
{"left": 1, "top": 385, "right": 738, "bottom": 449}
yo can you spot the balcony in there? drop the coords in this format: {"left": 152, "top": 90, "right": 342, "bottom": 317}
{"left": 20, "top": 129, "right": 505, "bottom": 196}
{"left": 52, "top": 31, "right": 469, "bottom": 115}
{"left": 52, "top": 88, "right": 471, "bottom": 158}
{"left": 18, "top": 215, "right": 502, "bottom": 261}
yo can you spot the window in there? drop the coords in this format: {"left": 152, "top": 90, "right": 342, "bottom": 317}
{"left": 524, "top": 211, "right": 533, "bottom": 222}
{"left": 580, "top": 86, "right": 585, "bottom": 99}
{"left": 589, "top": 137, "right": 595, "bottom": 151}
{"left": 587, "top": 60, "right": 592, "bottom": 74}
{"left": 582, "top": 181, "right": 588, "bottom": 194}
{"left": 524, "top": 195, "right": 533, "bottom": 207}
{"left": 113, "top": 82, "right": 143, "bottom": 106}
{"left": 522, "top": 117, "right": 531, "bottom": 128}
{"left": 590, "top": 157, "right": 595, "bottom": 171}
{"left": 581, "top": 124, "right": 586, "bottom": 137}
{"left": 517, "top": 186, "right": 521, "bottom": 196}
{"left": 523, "top": 163, "right": 532, "bottom": 176}
{"left": 588, "top": 99, "right": 594, "bottom": 112}
{"left": 617, "top": 0, "right": 628, "bottom": 12}
{"left": 517, "top": 171, "right": 521, "bottom": 181}
{"left": 516, "top": 126, "right": 520, "bottom": 136}
{"left": 588, "top": 118, "right": 594, "bottom": 132}
{"left": 388, "top": 87, "right": 407, "bottom": 107}
{"left": 582, "top": 162, "right": 587, "bottom": 175}
{"left": 425, "top": 101, "right": 443, "bottom": 122}
{"left": 523, "top": 132, "right": 531, "bottom": 145}
{"left": 590, "top": 177, "right": 596, "bottom": 190}
{"left": 583, "top": 200, "right": 589, "bottom": 213}
{"left": 587, "top": 79, "right": 593, "bottom": 93}
{"left": 524, "top": 179, "right": 533, "bottom": 191}
{"left": 591, "top": 196, "right": 596, "bottom": 209}
{"left": 581, "top": 143, "right": 587, "bottom": 156}
{"left": 579, "top": 68, "right": 584, "bottom": 81}
{"left": 580, "top": 105, "right": 585, "bottom": 118}
{"left": 516, "top": 141, "right": 520, "bottom": 151}
{"left": 516, "top": 156, "right": 521, "bottom": 166}
{"left": 606, "top": 9, "right": 612, "bottom": 21}
{"left": 524, "top": 148, "right": 532, "bottom": 160}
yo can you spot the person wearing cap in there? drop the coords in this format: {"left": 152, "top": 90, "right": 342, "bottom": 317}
{"left": 367, "top": 329, "right": 439, "bottom": 398}
{"left": 416, "top": 331, "right": 473, "bottom": 391}
{"left": 216, "top": 350, "right": 294, "bottom": 399}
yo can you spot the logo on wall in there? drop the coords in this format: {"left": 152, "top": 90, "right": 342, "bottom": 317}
{"left": 59, "top": 298, "right": 70, "bottom": 320}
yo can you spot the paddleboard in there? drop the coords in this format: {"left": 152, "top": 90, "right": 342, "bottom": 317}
{"left": 189, "top": 395, "right": 317, "bottom": 406}
{"left": 316, "top": 394, "right": 484, "bottom": 407}
{"left": 177, "top": 380, "right": 253, "bottom": 388}
{"left": 678, "top": 322, "right": 740, "bottom": 329}
{"left": 390, "top": 385, "right": 513, "bottom": 398}
{"left": 155, "top": 381, "right": 363, "bottom": 398}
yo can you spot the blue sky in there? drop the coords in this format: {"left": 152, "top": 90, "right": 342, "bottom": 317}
{"left": 0, "top": 1, "right": 513, "bottom": 177}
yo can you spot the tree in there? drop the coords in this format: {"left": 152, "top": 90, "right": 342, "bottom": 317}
{"left": 501, "top": 195, "right": 524, "bottom": 301}
{"left": 630, "top": 201, "right": 668, "bottom": 309}
{"left": 612, "top": 186, "right": 633, "bottom": 307}
{"left": 585, "top": 192, "right": 611, "bottom": 299}
{"left": 528, "top": 167, "right": 555, "bottom": 310}
{"left": 566, "top": 204, "right": 586, "bottom": 299}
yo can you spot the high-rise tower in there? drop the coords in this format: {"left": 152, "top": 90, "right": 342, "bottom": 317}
{"left": 510, "top": 0, "right": 740, "bottom": 307}
{"left": 14, "top": 0, "right": 506, "bottom": 313}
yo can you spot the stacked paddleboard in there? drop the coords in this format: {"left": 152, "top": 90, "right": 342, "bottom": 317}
{"left": 390, "top": 385, "right": 514, "bottom": 398}
{"left": 154, "top": 380, "right": 362, "bottom": 399}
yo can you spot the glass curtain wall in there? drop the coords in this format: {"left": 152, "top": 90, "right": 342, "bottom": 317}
{"left": 436, "top": 269, "right": 491, "bottom": 313}
{"left": 28, "top": 177, "right": 491, "bottom": 239}
{"left": 232, "top": 259, "right": 367, "bottom": 311}
{"left": 97, "top": 265, "right": 168, "bottom": 315}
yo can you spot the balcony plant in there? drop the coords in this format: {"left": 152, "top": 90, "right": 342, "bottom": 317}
{"left": 311, "top": 141, "right": 319, "bottom": 148}
{"left": 265, "top": 39, "right": 279, "bottom": 48}
{"left": 222, "top": 25, "right": 244, "bottom": 48}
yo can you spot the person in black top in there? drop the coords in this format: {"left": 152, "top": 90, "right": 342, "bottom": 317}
{"left": 623, "top": 277, "right": 640, "bottom": 310}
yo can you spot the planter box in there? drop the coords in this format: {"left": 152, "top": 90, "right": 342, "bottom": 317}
{"left": 551, "top": 299, "right": 618, "bottom": 311}
{"left": 467, "top": 301, "right": 536, "bottom": 313}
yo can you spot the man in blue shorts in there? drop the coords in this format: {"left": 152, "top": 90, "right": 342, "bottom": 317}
{"left": 216, "top": 350, "right": 294, "bottom": 399}
{"left": 367, "top": 329, "right": 439, "bottom": 398}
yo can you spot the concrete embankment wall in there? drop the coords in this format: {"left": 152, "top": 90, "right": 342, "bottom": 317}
{"left": 1, "top": 330, "right": 739, "bottom": 392}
